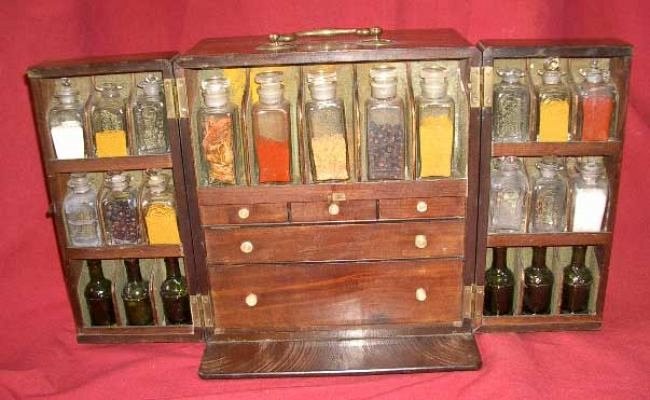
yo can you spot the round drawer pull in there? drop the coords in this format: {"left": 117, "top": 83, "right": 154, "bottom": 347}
{"left": 416, "top": 200, "right": 428, "bottom": 213}
{"left": 240, "top": 240, "right": 254, "bottom": 254}
{"left": 237, "top": 207, "right": 250, "bottom": 220}
{"left": 415, "top": 288, "right": 427, "bottom": 302}
{"left": 328, "top": 203, "right": 340, "bottom": 216}
{"left": 245, "top": 293, "right": 258, "bottom": 307}
{"left": 414, "top": 234, "right": 428, "bottom": 249}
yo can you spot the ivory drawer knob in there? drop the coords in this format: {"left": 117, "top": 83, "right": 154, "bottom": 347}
{"left": 416, "top": 200, "right": 428, "bottom": 213}
{"left": 328, "top": 203, "right": 340, "bottom": 216}
{"left": 415, "top": 288, "right": 427, "bottom": 302}
{"left": 237, "top": 207, "right": 250, "bottom": 220}
{"left": 240, "top": 240, "right": 254, "bottom": 254}
{"left": 245, "top": 293, "right": 258, "bottom": 307}
{"left": 414, "top": 234, "right": 428, "bottom": 249}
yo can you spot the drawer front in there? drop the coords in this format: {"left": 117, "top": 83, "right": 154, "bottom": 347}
{"left": 209, "top": 259, "right": 463, "bottom": 330}
{"left": 379, "top": 197, "right": 466, "bottom": 220}
{"left": 200, "top": 203, "right": 288, "bottom": 225}
{"left": 290, "top": 200, "right": 377, "bottom": 223}
{"left": 205, "top": 220, "right": 464, "bottom": 264}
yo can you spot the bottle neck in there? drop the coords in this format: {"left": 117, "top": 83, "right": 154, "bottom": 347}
{"left": 87, "top": 261, "right": 105, "bottom": 281}
{"left": 532, "top": 247, "right": 547, "bottom": 269}
{"left": 124, "top": 260, "right": 142, "bottom": 282}
{"left": 571, "top": 246, "right": 587, "bottom": 268}
{"left": 164, "top": 258, "right": 181, "bottom": 278}
{"left": 492, "top": 247, "right": 508, "bottom": 270}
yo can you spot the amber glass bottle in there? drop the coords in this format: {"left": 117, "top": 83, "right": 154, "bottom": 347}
{"left": 160, "top": 258, "right": 192, "bottom": 324}
{"left": 122, "top": 258, "right": 154, "bottom": 326}
{"left": 561, "top": 246, "right": 593, "bottom": 314}
{"left": 483, "top": 247, "right": 515, "bottom": 316}
{"left": 523, "top": 247, "right": 555, "bottom": 314}
{"left": 84, "top": 260, "right": 116, "bottom": 326}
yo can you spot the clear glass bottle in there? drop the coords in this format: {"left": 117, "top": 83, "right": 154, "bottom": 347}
{"left": 493, "top": 68, "right": 530, "bottom": 142}
{"left": 100, "top": 173, "right": 141, "bottom": 245}
{"left": 252, "top": 71, "right": 292, "bottom": 184}
{"left": 536, "top": 58, "right": 571, "bottom": 142}
{"left": 561, "top": 246, "right": 593, "bottom": 314}
{"left": 529, "top": 157, "right": 568, "bottom": 233}
{"left": 141, "top": 172, "right": 180, "bottom": 245}
{"left": 121, "top": 258, "right": 154, "bottom": 326}
{"left": 48, "top": 78, "right": 86, "bottom": 159}
{"left": 483, "top": 247, "right": 515, "bottom": 316}
{"left": 134, "top": 74, "right": 169, "bottom": 154}
{"left": 366, "top": 65, "right": 406, "bottom": 180}
{"left": 416, "top": 66, "right": 455, "bottom": 178}
{"left": 90, "top": 82, "right": 128, "bottom": 157}
{"left": 488, "top": 156, "right": 529, "bottom": 233}
{"left": 63, "top": 173, "right": 102, "bottom": 247}
{"left": 523, "top": 246, "right": 555, "bottom": 315}
{"left": 160, "top": 258, "right": 192, "bottom": 324}
{"left": 570, "top": 160, "right": 608, "bottom": 232}
{"left": 84, "top": 260, "right": 116, "bottom": 326}
{"left": 305, "top": 69, "right": 349, "bottom": 182}
{"left": 198, "top": 76, "right": 239, "bottom": 185}
{"left": 577, "top": 61, "right": 618, "bottom": 141}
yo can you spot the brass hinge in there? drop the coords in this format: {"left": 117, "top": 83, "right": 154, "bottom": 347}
{"left": 163, "top": 78, "right": 178, "bottom": 119}
{"left": 175, "top": 77, "right": 189, "bottom": 119}
{"left": 462, "top": 284, "right": 485, "bottom": 321}
{"left": 469, "top": 67, "right": 481, "bottom": 108}
{"left": 190, "top": 294, "right": 214, "bottom": 328}
{"left": 483, "top": 66, "right": 494, "bottom": 108}
{"left": 201, "top": 294, "right": 214, "bottom": 328}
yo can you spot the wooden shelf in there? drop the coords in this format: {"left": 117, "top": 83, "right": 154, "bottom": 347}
{"left": 491, "top": 141, "right": 622, "bottom": 157}
{"left": 49, "top": 154, "right": 173, "bottom": 173}
{"left": 66, "top": 244, "right": 182, "bottom": 260}
{"left": 478, "top": 314, "right": 601, "bottom": 332}
{"left": 77, "top": 325, "right": 200, "bottom": 343}
{"left": 487, "top": 232, "right": 611, "bottom": 247}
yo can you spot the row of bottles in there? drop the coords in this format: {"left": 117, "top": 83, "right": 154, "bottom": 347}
{"left": 84, "top": 258, "right": 191, "bottom": 326}
{"left": 48, "top": 75, "right": 169, "bottom": 160}
{"left": 63, "top": 170, "right": 181, "bottom": 247}
{"left": 484, "top": 246, "right": 594, "bottom": 316}
{"left": 492, "top": 58, "right": 618, "bottom": 142}
{"left": 489, "top": 156, "right": 609, "bottom": 233}
{"left": 197, "top": 64, "right": 458, "bottom": 186}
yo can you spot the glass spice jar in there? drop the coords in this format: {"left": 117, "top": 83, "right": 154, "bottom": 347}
{"left": 488, "top": 156, "right": 529, "bottom": 233}
{"left": 305, "top": 69, "right": 349, "bottom": 182}
{"left": 134, "top": 74, "right": 169, "bottom": 155}
{"left": 90, "top": 82, "right": 129, "bottom": 157}
{"left": 536, "top": 58, "right": 571, "bottom": 142}
{"left": 492, "top": 68, "right": 530, "bottom": 142}
{"left": 576, "top": 61, "right": 618, "bottom": 141}
{"left": 416, "top": 66, "right": 455, "bottom": 178}
{"left": 570, "top": 160, "right": 608, "bottom": 232}
{"left": 63, "top": 173, "right": 102, "bottom": 247}
{"left": 198, "top": 76, "right": 239, "bottom": 185}
{"left": 100, "top": 173, "right": 141, "bottom": 245}
{"left": 252, "top": 71, "right": 292, "bottom": 184}
{"left": 365, "top": 65, "right": 406, "bottom": 181}
{"left": 141, "top": 171, "right": 180, "bottom": 245}
{"left": 529, "top": 156, "right": 568, "bottom": 233}
{"left": 48, "top": 78, "right": 86, "bottom": 159}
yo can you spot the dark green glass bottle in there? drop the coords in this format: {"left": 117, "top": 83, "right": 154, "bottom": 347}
{"left": 160, "top": 258, "right": 192, "bottom": 324}
{"left": 523, "top": 246, "right": 555, "bottom": 314}
{"left": 84, "top": 260, "right": 116, "bottom": 326}
{"left": 122, "top": 258, "right": 154, "bottom": 326}
{"left": 483, "top": 247, "right": 515, "bottom": 316}
{"left": 561, "top": 246, "right": 593, "bottom": 314}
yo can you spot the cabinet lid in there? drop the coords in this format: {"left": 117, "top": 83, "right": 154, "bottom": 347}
{"left": 478, "top": 38, "right": 632, "bottom": 59}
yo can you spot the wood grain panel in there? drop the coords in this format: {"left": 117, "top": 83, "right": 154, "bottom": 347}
{"left": 205, "top": 220, "right": 464, "bottom": 264}
{"left": 290, "top": 200, "right": 376, "bottom": 223}
{"left": 379, "top": 197, "right": 466, "bottom": 220}
{"left": 209, "top": 259, "right": 463, "bottom": 330}
{"left": 200, "top": 203, "right": 288, "bottom": 225}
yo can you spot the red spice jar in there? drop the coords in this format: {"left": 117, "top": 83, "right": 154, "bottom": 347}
{"left": 577, "top": 62, "right": 618, "bottom": 141}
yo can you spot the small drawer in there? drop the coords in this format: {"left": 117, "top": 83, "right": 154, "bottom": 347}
{"left": 200, "top": 203, "right": 288, "bottom": 225}
{"left": 290, "top": 200, "right": 377, "bottom": 223}
{"left": 209, "top": 259, "right": 463, "bottom": 330}
{"left": 379, "top": 197, "right": 466, "bottom": 220}
{"left": 205, "top": 220, "right": 464, "bottom": 264}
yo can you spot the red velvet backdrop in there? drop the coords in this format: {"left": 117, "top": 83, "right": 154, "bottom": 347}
{"left": 1, "top": 1, "right": 648, "bottom": 398}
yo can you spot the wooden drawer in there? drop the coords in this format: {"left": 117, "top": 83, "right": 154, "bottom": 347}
{"left": 200, "top": 203, "right": 288, "bottom": 225}
{"left": 290, "top": 200, "right": 377, "bottom": 223}
{"left": 379, "top": 197, "right": 466, "bottom": 220}
{"left": 209, "top": 259, "right": 463, "bottom": 330}
{"left": 205, "top": 220, "right": 464, "bottom": 264}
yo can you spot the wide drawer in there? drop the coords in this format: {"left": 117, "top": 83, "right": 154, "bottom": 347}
{"left": 200, "top": 203, "right": 288, "bottom": 225}
{"left": 290, "top": 200, "right": 377, "bottom": 223}
{"left": 204, "top": 220, "right": 464, "bottom": 264}
{"left": 379, "top": 196, "right": 466, "bottom": 220}
{"left": 209, "top": 259, "right": 463, "bottom": 330}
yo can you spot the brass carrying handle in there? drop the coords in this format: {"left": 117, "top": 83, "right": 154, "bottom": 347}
{"left": 268, "top": 27, "right": 383, "bottom": 45}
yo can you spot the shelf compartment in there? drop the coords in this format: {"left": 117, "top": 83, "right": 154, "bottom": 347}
{"left": 478, "top": 314, "right": 601, "bottom": 333}
{"left": 49, "top": 154, "right": 173, "bottom": 173}
{"left": 487, "top": 233, "right": 611, "bottom": 247}
{"left": 491, "top": 141, "right": 621, "bottom": 157}
{"left": 67, "top": 244, "right": 182, "bottom": 260}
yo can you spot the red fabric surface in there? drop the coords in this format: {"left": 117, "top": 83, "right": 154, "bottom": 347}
{"left": 1, "top": 1, "right": 649, "bottom": 398}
